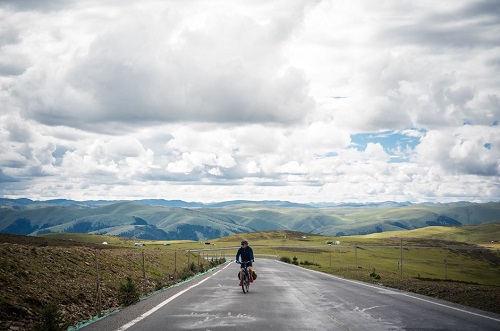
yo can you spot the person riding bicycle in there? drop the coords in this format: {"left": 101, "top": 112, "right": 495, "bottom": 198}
{"left": 236, "top": 239, "right": 254, "bottom": 286}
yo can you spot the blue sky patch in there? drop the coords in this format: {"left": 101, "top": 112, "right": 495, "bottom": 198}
{"left": 350, "top": 129, "right": 425, "bottom": 162}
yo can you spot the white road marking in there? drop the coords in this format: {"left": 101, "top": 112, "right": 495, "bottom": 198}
{"left": 114, "top": 263, "right": 231, "bottom": 331}
{"left": 284, "top": 261, "right": 500, "bottom": 323}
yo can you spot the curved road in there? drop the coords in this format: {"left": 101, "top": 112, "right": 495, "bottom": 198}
{"left": 81, "top": 259, "right": 500, "bottom": 331}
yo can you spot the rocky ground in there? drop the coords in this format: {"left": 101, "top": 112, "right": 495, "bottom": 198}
{"left": 0, "top": 233, "right": 498, "bottom": 330}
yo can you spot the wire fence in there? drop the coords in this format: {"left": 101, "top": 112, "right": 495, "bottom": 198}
{"left": 90, "top": 248, "right": 227, "bottom": 318}
{"left": 172, "top": 244, "right": 499, "bottom": 286}
{"left": 262, "top": 243, "right": 499, "bottom": 286}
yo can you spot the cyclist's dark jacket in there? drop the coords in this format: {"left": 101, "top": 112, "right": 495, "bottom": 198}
{"left": 236, "top": 246, "right": 254, "bottom": 263}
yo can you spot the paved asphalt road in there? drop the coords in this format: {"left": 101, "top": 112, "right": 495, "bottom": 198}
{"left": 80, "top": 259, "right": 500, "bottom": 331}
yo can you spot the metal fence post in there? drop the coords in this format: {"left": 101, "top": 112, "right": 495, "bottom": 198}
{"left": 400, "top": 238, "right": 403, "bottom": 276}
{"left": 94, "top": 249, "right": 102, "bottom": 317}
{"left": 174, "top": 250, "right": 177, "bottom": 281}
{"left": 142, "top": 250, "right": 146, "bottom": 295}
{"left": 355, "top": 245, "right": 358, "bottom": 269}
{"left": 444, "top": 245, "right": 449, "bottom": 280}
{"left": 329, "top": 245, "right": 332, "bottom": 267}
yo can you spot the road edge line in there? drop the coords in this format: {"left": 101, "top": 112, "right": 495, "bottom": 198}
{"left": 274, "top": 260, "right": 500, "bottom": 323}
{"left": 114, "top": 263, "right": 231, "bottom": 331}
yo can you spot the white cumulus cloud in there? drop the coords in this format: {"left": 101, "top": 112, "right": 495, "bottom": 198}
{"left": 0, "top": 0, "right": 499, "bottom": 203}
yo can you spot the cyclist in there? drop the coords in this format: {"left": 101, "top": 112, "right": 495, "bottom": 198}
{"left": 236, "top": 239, "right": 254, "bottom": 286}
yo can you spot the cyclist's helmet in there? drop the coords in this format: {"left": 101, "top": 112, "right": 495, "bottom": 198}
{"left": 241, "top": 240, "right": 248, "bottom": 245}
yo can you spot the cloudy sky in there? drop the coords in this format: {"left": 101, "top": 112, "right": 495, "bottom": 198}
{"left": 0, "top": 0, "right": 499, "bottom": 203}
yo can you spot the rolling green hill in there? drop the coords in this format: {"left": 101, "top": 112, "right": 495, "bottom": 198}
{"left": 0, "top": 200, "right": 499, "bottom": 241}
{"left": 361, "top": 222, "right": 500, "bottom": 244}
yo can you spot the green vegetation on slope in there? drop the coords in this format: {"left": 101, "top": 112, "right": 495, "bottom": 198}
{"left": 361, "top": 223, "right": 500, "bottom": 245}
{"left": 1, "top": 201, "right": 499, "bottom": 241}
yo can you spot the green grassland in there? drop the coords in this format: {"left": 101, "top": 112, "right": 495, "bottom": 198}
{"left": 43, "top": 223, "right": 500, "bottom": 292}
{"left": 41, "top": 232, "right": 195, "bottom": 247}
{"left": 41, "top": 224, "right": 500, "bottom": 287}
{"left": 362, "top": 222, "right": 500, "bottom": 245}
{"left": 197, "top": 224, "right": 500, "bottom": 287}
{"left": 49, "top": 223, "right": 497, "bottom": 286}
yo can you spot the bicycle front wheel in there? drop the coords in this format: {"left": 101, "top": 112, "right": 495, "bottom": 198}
{"left": 242, "top": 276, "right": 249, "bottom": 293}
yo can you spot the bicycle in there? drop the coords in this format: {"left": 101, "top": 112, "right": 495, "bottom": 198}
{"left": 237, "top": 261, "right": 251, "bottom": 293}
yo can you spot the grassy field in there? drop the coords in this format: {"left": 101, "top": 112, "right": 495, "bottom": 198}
{"left": 42, "top": 226, "right": 500, "bottom": 286}
{"left": 42, "top": 232, "right": 196, "bottom": 247}
{"left": 41, "top": 225, "right": 500, "bottom": 288}
{"left": 361, "top": 222, "right": 500, "bottom": 246}
{"left": 169, "top": 225, "right": 500, "bottom": 286}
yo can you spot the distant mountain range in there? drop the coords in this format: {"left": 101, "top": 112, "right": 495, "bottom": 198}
{"left": 0, "top": 199, "right": 499, "bottom": 241}
{"left": 0, "top": 198, "right": 315, "bottom": 208}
